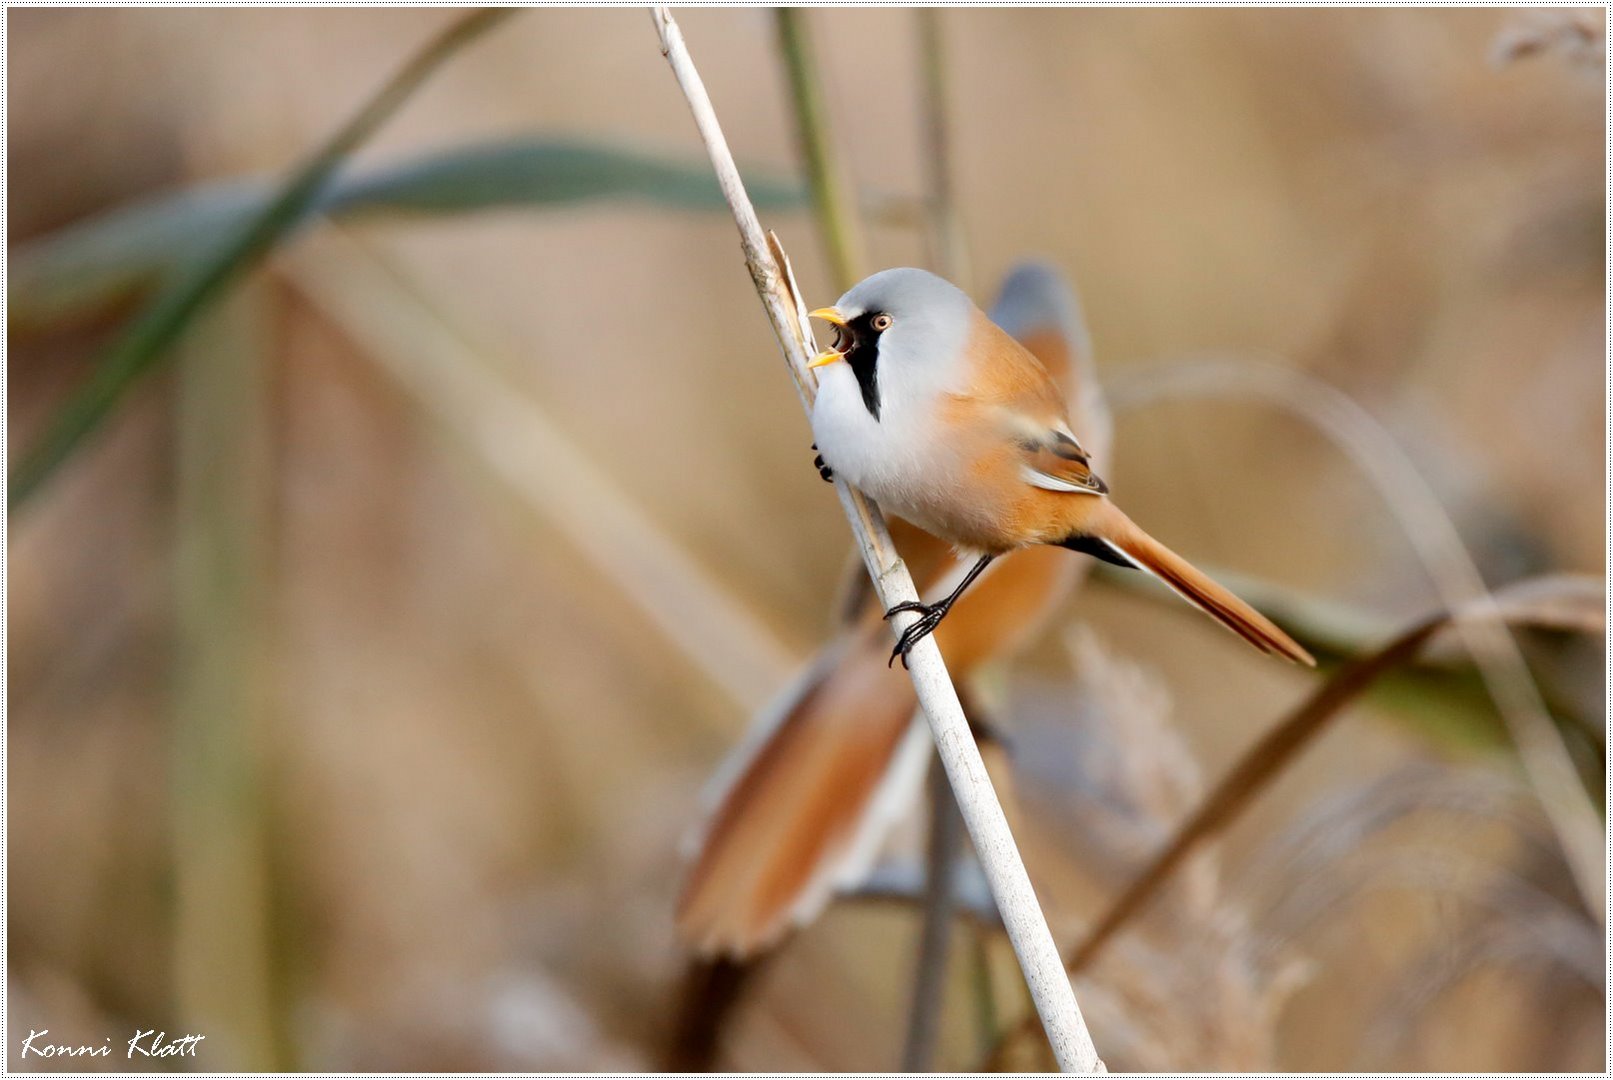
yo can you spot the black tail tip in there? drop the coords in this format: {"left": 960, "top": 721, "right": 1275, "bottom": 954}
{"left": 1057, "top": 534, "right": 1135, "bottom": 569}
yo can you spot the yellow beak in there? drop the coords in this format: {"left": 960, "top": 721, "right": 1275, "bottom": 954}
{"left": 807, "top": 307, "right": 849, "bottom": 367}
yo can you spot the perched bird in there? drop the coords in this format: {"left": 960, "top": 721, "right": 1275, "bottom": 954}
{"left": 807, "top": 267, "right": 1315, "bottom": 669}
{"left": 675, "top": 263, "right": 1117, "bottom": 960}
{"left": 674, "top": 264, "right": 1312, "bottom": 963}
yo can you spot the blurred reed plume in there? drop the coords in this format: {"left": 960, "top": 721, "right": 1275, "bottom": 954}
{"left": 7, "top": 7, "right": 1604, "bottom": 1072}
{"left": 993, "top": 628, "right": 1313, "bottom": 1070}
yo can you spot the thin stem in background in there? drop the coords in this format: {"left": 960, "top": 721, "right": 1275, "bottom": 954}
{"left": 8, "top": 8, "right": 513, "bottom": 510}
{"left": 775, "top": 5, "right": 979, "bottom": 1067}
{"left": 773, "top": 3, "right": 881, "bottom": 631}
{"left": 172, "top": 283, "right": 285, "bottom": 1068}
{"left": 651, "top": 8, "right": 1102, "bottom": 1071}
{"left": 968, "top": 926, "right": 1001, "bottom": 1060}
{"left": 665, "top": 956, "right": 763, "bottom": 1070}
{"left": 900, "top": 755, "right": 964, "bottom": 1070}
{"left": 917, "top": 9, "right": 970, "bottom": 292}
{"left": 904, "top": 11, "right": 979, "bottom": 1065}
{"left": 772, "top": 11, "right": 971, "bottom": 1065}
{"left": 773, "top": 8, "right": 868, "bottom": 292}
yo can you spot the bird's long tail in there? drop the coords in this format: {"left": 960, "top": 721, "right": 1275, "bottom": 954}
{"left": 1095, "top": 506, "right": 1315, "bottom": 666}
{"left": 674, "top": 621, "right": 928, "bottom": 959}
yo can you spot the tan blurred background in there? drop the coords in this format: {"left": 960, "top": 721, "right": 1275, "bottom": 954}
{"left": 6, "top": 6, "right": 1605, "bottom": 1072}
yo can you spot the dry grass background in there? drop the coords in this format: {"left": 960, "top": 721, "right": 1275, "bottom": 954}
{"left": 6, "top": 6, "right": 1605, "bottom": 1072}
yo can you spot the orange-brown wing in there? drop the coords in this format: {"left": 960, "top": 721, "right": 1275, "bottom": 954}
{"left": 1016, "top": 421, "right": 1109, "bottom": 496}
{"left": 989, "top": 260, "right": 1110, "bottom": 461}
{"left": 961, "top": 311, "right": 1110, "bottom": 497}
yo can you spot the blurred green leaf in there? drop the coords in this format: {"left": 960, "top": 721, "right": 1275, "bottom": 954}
{"left": 1095, "top": 560, "right": 1605, "bottom": 761}
{"left": 328, "top": 136, "right": 807, "bottom": 216}
{"left": 10, "top": 139, "right": 809, "bottom": 337}
{"left": 6, "top": 9, "right": 513, "bottom": 510}
{"left": 11, "top": 180, "right": 267, "bottom": 333}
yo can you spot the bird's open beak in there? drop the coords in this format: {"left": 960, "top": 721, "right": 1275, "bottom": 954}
{"left": 808, "top": 307, "right": 848, "bottom": 367}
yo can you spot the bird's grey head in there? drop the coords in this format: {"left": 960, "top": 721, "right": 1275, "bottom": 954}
{"left": 812, "top": 268, "right": 975, "bottom": 420}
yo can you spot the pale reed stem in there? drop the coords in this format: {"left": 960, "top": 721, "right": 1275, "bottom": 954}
{"left": 651, "top": 9, "right": 1102, "bottom": 1071}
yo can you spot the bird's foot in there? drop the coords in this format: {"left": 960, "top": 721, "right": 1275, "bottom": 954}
{"left": 811, "top": 442, "right": 834, "bottom": 483}
{"left": 884, "top": 600, "right": 949, "bottom": 668}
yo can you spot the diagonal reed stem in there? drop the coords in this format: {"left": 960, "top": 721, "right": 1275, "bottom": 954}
{"left": 651, "top": 8, "right": 1101, "bottom": 1071}
{"left": 983, "top": 572, "right": 1602, "bottom": 1067}
{"left": 1109, "top": 358, "right": 1605, "bottom": 921}
{"left": 280, "top": 229, "right": 798, "bottom": 716}
{"left": 8, "top": 8, "right": 512, "bottom": 510}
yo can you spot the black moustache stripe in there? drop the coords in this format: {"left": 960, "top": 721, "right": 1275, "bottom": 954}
{"left": 844, "top": 313, "right": 883, "bottom": 420}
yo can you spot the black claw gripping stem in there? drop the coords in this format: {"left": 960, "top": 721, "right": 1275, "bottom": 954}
{"left": 882, "top": 553, "right": 996, "bottom": 668}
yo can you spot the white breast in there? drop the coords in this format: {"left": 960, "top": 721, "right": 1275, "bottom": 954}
{"left": 810, "top": 364, "right": 954, "bottom": 531}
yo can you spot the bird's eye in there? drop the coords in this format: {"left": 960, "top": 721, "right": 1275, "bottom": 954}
{"left": 871, "top": 313, "right": 893, "bottom": 332}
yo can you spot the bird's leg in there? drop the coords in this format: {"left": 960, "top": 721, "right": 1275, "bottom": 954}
{"left": 884, "top": 554, "right": 996, "bottom": 668}
{"left": 811, "top": 442, "right": 834, "bottom": 483}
